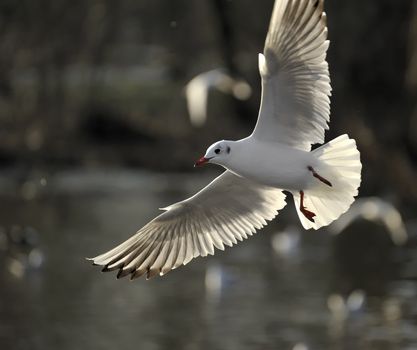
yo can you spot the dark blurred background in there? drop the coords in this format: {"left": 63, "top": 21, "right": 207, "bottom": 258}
{"left": 1, "top": 1, "right": 417, "bottom": 349}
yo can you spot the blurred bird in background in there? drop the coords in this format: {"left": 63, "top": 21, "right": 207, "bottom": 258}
{"left": 185, "top": 68, "right": 252, "bottom": 128}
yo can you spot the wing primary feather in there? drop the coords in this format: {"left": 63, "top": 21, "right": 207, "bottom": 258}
{"left": 162, "top": 223, "right": 181, "bottom": 274}
{"left": 143, "top": 223, "right": 177, "bottom": 279}
{"left": 177, "top": 214, "right": 190, "bottom": 263}
{"left": 204, "top": 211, "right": 226, "bottom": 249}
{"left": 189, "top": 216, "right": 204, "bottom": 258}
{"left": 121, "top": 227, "right": 164, "bottom": 277}
{"left": 183, "top": 216, "right": 195, "bottom": 265}
{"left": 216, "top": 210, "right": 241, "bottom": 244}
{"left": 214, "top": 209, "right": 237, "bottom": 244}
{"left": 196, "top": 212, "right": 215, "bottom": 256}
{"left": 103, "top": 225, "right": 154, "bottom": 269}
{"left": 147, "top": 223, "right": 174, "bottom": 276}
{"left": 218, "top": 212, "right": 248, "bottom": 241}
{"left": 172, "top": 232, "right": 186, "bottom": 270}
{"left": 197, "top": 211, "right": 215, "bottom": 256}
{"left": 150, "top": 240, "right": 171, "bottom": 276}
{"left": 228, "top": 215, "right": 249, "bottom": 240}
{"left": 117, "top": 229, "right": 162, "bottom": 278}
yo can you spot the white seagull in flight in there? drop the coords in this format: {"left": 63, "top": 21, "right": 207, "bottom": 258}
{"left": 89, "top": 0, "right": 362, "bottom": 280}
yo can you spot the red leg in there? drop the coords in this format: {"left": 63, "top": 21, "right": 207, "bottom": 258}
{"left": 300, "top": 190, "right": 316, "bottom": 223}
{"left": 308, "top": 166, "right": 332, "bottom": 187}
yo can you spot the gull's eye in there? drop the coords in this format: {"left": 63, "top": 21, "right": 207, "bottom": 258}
{"left": 214, "top": 148, "right": 221, "bottom": 154}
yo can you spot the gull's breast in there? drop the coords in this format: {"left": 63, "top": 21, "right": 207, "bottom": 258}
{"left": 227, "top": 142, "right": 318, "bottom": 191}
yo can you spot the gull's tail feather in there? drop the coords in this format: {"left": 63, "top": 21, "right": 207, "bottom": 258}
{"left": 294, "top": 134, "right": 362, "bottom": 230}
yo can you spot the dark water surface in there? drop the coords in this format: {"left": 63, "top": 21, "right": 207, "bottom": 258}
{"left": 1, "top": 169, "right": 417, "bottom": 350}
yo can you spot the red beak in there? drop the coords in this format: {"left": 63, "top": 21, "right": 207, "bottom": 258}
{"left": 194, "top": 156, "right": 210, "bottom": 167}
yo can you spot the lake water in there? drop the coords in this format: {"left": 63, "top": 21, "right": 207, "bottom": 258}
{"left": 1, "top": 169, "right": 417, "bottom": 350}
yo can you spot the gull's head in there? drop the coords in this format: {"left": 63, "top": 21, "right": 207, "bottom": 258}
{"left": 195, "top": 140, "right": 232, "bottom": 167}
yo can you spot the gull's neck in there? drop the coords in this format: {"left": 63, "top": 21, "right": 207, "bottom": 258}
{"left": 217, "top": 136, "right": 258, "bottom": 171}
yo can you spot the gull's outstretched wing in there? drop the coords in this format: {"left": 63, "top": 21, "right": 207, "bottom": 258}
{"left": 89, "top": 171, "right": 286, "bottom": 279}
{"left": 252, "top": 0, "right": 331, "bottom": 151}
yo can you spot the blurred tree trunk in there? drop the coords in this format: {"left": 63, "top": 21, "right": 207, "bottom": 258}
{"left": 82, "top": 0, "right": 123, "bottom": 107}
{"left": 406, "top": 0, "right": 417, "bottom": 161}
{"left": 210, "top": 0, "right": 255, "bottom": 126}
{"left": 0, "top": 0, "right": 123, "bottom": 160}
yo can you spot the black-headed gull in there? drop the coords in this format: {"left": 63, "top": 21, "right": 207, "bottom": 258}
{"left": 89, "top": 0, "right": 362, "bottom": 279}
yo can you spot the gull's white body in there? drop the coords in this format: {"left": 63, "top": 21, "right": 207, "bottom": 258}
{"left": 89, "top": 0, "right": 362, "bottom": 280}
{"left": 221, "top": 137, "right": 319, "bottom": 190}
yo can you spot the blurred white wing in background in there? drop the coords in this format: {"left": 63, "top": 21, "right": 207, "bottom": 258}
{"left": 185, "top": 69, "right": 251, "bottom": 127}
{"left": 253, "top": 0, "right": 331, "bottom": 150}
{"left": 329, "top": 197, "right": 408, "bottom": 245}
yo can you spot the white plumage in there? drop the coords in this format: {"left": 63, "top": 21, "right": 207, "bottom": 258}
{"left": 93, "top": 172, "right": 286, "bottom": 279}
{"left": 255, "top": 0, "right": 331, "bottom": 150}
{"left": 293, "top": 134, "right": 361, "bottom": 229}
{"left": 89, "top": 0, "right": 362, "bottom": 279}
